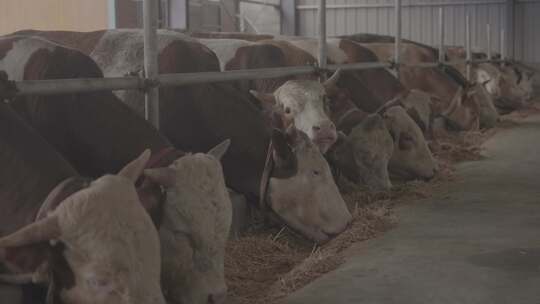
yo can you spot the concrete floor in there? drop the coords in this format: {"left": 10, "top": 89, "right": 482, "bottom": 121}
{"left": 285, "top": 115, "right": 540, "bottom": 304}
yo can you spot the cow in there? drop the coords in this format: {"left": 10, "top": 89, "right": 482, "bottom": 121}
{"left": 10, "top": 30, "right": 351, "bottom": 244}
{"left": 280, "top": 37, "right": 405, "bottom": 110}
{"left": 196, "top": 38, "right": 339, "bottom": 153}
{"left": 0, "top": 99, "right": 165, "bottom": 304}
{"left": 355, "top": 42, "right": 499, "bottom": 130}
{"left": 0, "top": 36, "right": 233, "bottom": 304}
{"left": 326, "top": 86, "right": 437, "bottom": 184}
{"left": 445, "top": 46, "right": 534, "bottom": 113}
{"left": 198, "top": 36, "right": 436, "bottom": 184}
{"left": 263, "top": 38, "right": 438, "bottom": 182}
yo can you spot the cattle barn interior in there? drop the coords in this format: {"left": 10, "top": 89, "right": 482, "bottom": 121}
{"left": 0, "top": 0, "right": 539, "bottom": 304}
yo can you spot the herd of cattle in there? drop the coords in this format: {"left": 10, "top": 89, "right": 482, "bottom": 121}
{"left": 0, "top": 28, "right": 536, "bottom": 304}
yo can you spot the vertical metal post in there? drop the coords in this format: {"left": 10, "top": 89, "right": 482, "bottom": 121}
{"left": 281, "top": 0, "right": 297, "bottom": 36}
{"left": 501, "top": 29, "right": 506, "bottom": 61}
{"left": 394, "top": 0, "right": 402, "bottom": 79}
{"left": 486, "top": 23, "right": 492, "bottom": 60}
{"left": 465, "top": 14, "right": 472, "bottom": 81}
{"left": 318, "top": 0, "right": 327, "bottom": 72}
{"left": 143, "top": 0, "right": 160, "bottom": 128}
{"left": 438, "top": 7, "right": 445, "bottom": 63}
{"left": 506, "top": 0, "right": 515, "bottom": 60}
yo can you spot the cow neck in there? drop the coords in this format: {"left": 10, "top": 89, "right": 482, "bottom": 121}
{"left": 336, "top": 107, "right": 365, "bottom": 131}
{"left": 259, "top": 141, "right": 274, "bottom": 213}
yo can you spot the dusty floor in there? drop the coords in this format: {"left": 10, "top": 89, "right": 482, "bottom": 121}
{"left": 283, "top": 112, "right": 540, "bottom": 304}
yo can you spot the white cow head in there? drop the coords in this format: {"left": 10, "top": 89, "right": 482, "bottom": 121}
{"left": 0, "top": 150, "right": 166, "bottom": 304}
{"left": 328, "top": 115, "right": 394, "bottom": 190}
{"left": 144, "top": 140, "right": 232, "bottom": 304}
{"left": 250, "top": 70, "right": 342, "bottom": 153}
{"left": 267, "top": 127, "right": 352, "bottom": 243}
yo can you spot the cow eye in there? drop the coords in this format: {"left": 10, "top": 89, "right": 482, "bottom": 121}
{"left": 313, "top": 170, "right": 321, "bottom": 176}
{"left": 86, "top": 275, "right": 111, "bottom": 291}
{"left": 284, "top": 107, "right": 292, "bottom": 114}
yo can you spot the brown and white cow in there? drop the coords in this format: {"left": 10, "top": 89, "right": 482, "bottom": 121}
{"left": 12, "top": 30, "right": 351, "bottom": 244}
{"left": 0, "top": 36, "right": 232, "bottom": 304}
{"left": 0, "top": 100, "right": 165, "bottom": 304}
{"left": 357, "top": 42, "right": 494, "bottom": 130}
{"left": 327, "top": 86, "right": 437, "bottom": 183}
{"left": 197, "top": 38, "right": 338, "bottom": 153}
{"left": 268, "top": 38, "right": 438, "bottom": 181}
{"left": 446, "top": 46, "right": 534, "bottom": 113}
{"left": 281, "top": 37, "right": 405, "bottom": 109}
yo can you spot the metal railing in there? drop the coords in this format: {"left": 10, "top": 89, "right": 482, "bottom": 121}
{"left": 7, "top": 0, "right": 511, "bottom": 130}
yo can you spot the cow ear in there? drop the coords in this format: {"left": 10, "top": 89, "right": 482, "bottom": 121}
{"left": 271, "top": 129, "right": 297, "bottom": 174}
{"left": 144, "top": 168, "right": 176, "bottom": 188}
{"left": 250, "top": 90, "right": 276, "bottom": 106}
{"left": 118, "top": 149, "right": 151, "bottom": 183}
{"left": 207, "top": 139, "right": 231, "bottom": 160}
{"left": 285, "top": 125, "right": 300, "bottom": 146}
{"left": 382, "top": 111, "right": 398, "bottom": 142}
{"left": 0, "top": 215, "right": 61, "bottom": 248}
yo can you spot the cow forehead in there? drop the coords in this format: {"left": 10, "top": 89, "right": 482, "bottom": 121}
{"left": 276, "top": 80, "right": 325, "bottom": 104}
{"left": 172, "top": 153, "right": 222, "bottom": 178}
{"left": 58, "top": 175, "right": 150, "bottom": 228}
{"left": 57, "top": 175, "right": 160, "bottom": 268}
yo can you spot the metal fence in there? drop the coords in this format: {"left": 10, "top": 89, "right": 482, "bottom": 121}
{"left": 297, "top": 0, "right": 540, "bottom": 64}
{"left": 5, "top": 0, "right": 517, "bottom": 129}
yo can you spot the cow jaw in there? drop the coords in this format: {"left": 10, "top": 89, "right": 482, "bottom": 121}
{"left": 274, "top": 80, "right": 337, "bottom": 153}
{"left": 144, "top": 153, "right": 232, "bottom": 304}
{"left": 267, "top": 135, "right": 351, "bottom": 243}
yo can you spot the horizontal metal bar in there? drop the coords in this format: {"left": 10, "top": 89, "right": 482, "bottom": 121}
{"left": 15, "top": 77, "right": 144, "bottom": 96}
{"left": 327, "top": 62, "right": 392, "bottom": 71}
{"left": 159, "top": 66, "right": 316, "bottom": 86}
{"left": 11, "top": 58, "right": 511, "bottom": 96}
{"left": 403, "top": 62, "right": 440, "bottom": 68}
{"left": 239, "top": 0, "right": 280, "bottom": 9}
{"left": 297, "top": 1, "right": 505, "bottom": 10}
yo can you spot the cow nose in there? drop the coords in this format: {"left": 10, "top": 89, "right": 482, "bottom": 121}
{"left": 312, "top": 121, "right": 336, "bottom": 133}
{"left": 208, "top": 290, "right": 227, "bottom": 304}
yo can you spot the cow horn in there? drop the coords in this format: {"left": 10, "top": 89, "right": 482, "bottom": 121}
{"left": 0, "top": 215, "right": 61, "bottom": 248}
{"left": 119, "top": 149, "right": 151, "bottom": 183}
{"left": 207, "top": 139, "right": 231, "bottom": 160}
{"left": 323, "top": 69, "right": 342, "bottom": 90}
{"left": 249, "top": 90, "right": 276, "bottom": 105}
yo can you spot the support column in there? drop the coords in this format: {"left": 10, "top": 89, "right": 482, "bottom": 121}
{"left": 281, "top": 0, "right": 297, "bottom": 35}
{"left": 394, "top": 0, "right": 402, "bottom": 79}
{"left": 143, "top": 0, "right": 160, "bottom": 128}
{"left": 318, "top": 0, "right": 327, "bottom": 72}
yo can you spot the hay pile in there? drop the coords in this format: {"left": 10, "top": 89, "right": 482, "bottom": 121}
{"left": 224, "top": 115, "right": 505, "bottom": 304}
{"left": 224, "top": 185, "right": 395, "bottom": 304}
